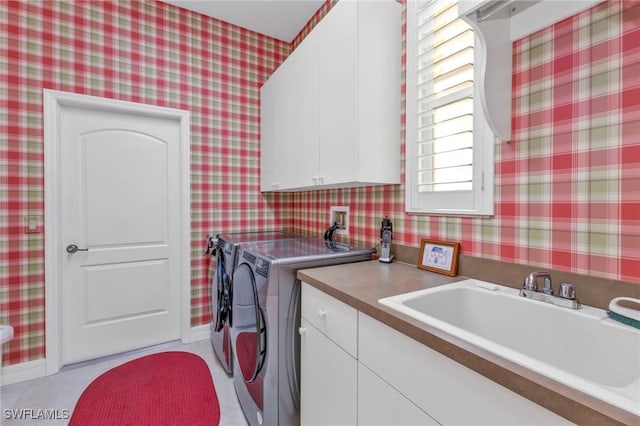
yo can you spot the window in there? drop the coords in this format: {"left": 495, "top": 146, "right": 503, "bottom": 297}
{"left": 405, "top": 0, "right": 494, "bottom": 216}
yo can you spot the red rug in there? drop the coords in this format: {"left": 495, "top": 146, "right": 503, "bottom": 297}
{"left": 70, "top": 351, "right": 220, "bottom": 426}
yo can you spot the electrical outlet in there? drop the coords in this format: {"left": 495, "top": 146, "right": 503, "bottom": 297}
{"left": 329, "top": 206, "right": 349, "bottom": 235}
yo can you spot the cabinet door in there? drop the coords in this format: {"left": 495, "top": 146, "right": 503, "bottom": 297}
{"left": 317, "top": 0, "right": 358, "bottom": 186}
{"left": 359, "top": 313, "right": 571, "bottom": 425}
{"left": 278, "top": 32, "right": 319, "bottom": 190}
{"left": 260, "top": 75, "right": 278, "bottom": 191}
{"left": 300, "top": 318, "right": 357, "bottom": 426}
{"left": 358, "top": 363, "right": 440, "bottom": 426}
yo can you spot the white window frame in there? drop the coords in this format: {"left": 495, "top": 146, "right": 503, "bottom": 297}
{"left": 405, "top": 0, "right": 495, "bottom": 216}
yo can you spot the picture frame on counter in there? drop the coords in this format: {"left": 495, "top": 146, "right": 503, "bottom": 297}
{"left": 417, "top": 238, "right": 460, "bottom": 277}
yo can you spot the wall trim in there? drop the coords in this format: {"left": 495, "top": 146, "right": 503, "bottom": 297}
{"left": 189, "top": 323, "right": 211, "bottom": 342}
{"left": 1, "top": 359, "right": 47, "bottom": 386}
{"left": 1, "top": 324, "right": 211, "bottom": 386}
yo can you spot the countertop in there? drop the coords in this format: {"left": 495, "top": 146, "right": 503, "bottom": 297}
{"left": 298, "top": 260, "right": 637, "bottom": 426}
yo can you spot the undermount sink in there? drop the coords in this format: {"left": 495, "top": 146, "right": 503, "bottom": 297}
{"left": 378, "top": 279, "right": 640, "bottom": 416}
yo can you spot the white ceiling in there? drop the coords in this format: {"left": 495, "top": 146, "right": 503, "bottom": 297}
{"left": 161, "top": 0, "right": 325, "bottom": 42}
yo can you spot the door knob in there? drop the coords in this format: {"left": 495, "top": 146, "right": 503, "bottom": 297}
{"left": 66, "top": 244, "right": 88, "bottom": 254}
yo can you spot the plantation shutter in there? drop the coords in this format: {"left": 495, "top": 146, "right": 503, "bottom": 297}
{"left": 416, "top": 0, "right": 475, "bottom": 193}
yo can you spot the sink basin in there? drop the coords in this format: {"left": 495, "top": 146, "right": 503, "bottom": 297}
{"left": 379, "top": 279, "right": 640, "bottom": 416}
{"left": 0, "top": 325, "right": 13, "bottom": 345}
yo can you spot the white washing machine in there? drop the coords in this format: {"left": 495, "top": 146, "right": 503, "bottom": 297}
{"left": 206, "top": 231, "right": 304, "bottom": 374}
{"left": 231, "top": 238, "right": 375, "bottom": 426}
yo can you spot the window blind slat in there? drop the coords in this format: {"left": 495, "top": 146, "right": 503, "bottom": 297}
{"left": 418, "top": 114, "right": 473, "bottom": 139}
{"left": 418, "top": 27, "right": 473, "bottom": 59}
{"left": 418, "top": 132, "right": 473, "bottom": 155}
{"left": 434, "top": 97, "right": 473, "bottom": 122}
{"left": 419, "top": 165, "right": 473, "bottom": 183}
{"left": 418, "top": 102, "right": 473, "bottom": 127}
{"left": 418, "top": 149, "right": 473, "bottom": 171}
{"left": 418, "top": 47, "right": 473, "bottom": 82}
{"left": 417, "top": 21, "right": 471, "bottom": 54}
{"left": 418, "top": 181, "right": 472, "bottom": 192}
{"left": 417, "top": 81, "right": 473, "bottom": 108}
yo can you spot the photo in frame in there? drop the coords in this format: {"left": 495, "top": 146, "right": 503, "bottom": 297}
{"left": 417, "top": 238, "right": 460, "bottom": 276}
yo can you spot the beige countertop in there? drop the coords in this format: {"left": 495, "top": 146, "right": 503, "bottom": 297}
{"left": 298, "top": 260, "right": 637, "bottom": 426}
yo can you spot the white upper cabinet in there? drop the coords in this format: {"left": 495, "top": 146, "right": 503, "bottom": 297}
{"left": 458, "top": 0, "right": 600, "bottom": 141}
{"left": 260, "top": 0, "right": 401, "bottom": 192}
{"left": 278, "top": 31, "right": 320, "bottom": 190}
{"left": 260, "top": 73, "right": 278, "bottom": 190}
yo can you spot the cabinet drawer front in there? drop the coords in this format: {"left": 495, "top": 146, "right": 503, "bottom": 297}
{"left": 358, "top": 313, "right": 572, "bottom": 426}
{"left": 302, "top": 282, "right": 357, "bottom": 357}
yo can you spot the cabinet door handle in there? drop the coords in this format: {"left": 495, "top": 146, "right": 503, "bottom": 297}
{"left": 298, "top": 327, "right": 307, "bottom": 335}
{"left": 317, "top": 309, "right": 327, "bottom": 318}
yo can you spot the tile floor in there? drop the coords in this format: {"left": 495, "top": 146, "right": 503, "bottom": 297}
{"left": 0, "top": 339, "right": 248, "bottom": 425}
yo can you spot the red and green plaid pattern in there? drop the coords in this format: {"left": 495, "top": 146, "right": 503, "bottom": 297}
{"left": 2, "top": 0, "right": 638, "bottom": 370}
{"left": 277, "top": 0, "right": 640, "bottom": 284}
{"left": 1, "top": 0, "right": 289, "bottom": 366}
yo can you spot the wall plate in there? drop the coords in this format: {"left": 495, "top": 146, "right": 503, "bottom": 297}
{"left": 329, "top": 206, "right": 349, "bottom": 235}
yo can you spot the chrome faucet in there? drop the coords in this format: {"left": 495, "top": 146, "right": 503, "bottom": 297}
{"left": 520, "top": 271, "right": 581, "bottom": 309}
{"left": 524, "top": 271, "right": 553, "bottom": 294}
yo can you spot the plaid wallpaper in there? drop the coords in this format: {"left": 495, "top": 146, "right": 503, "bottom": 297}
{"left": 1, "top": 0, "right": 638, "bottom": 369}
{"left": 274, "top": 0, "right": 640, "bottom": 283}
{"left": 1, "top": 0, "right": 289, "bottom": 366}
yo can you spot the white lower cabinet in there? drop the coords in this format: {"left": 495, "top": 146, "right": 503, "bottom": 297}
{"left": 358, "top": 312, "right": 572, "bottom": 426}
{"left": 301, "top": 282, "right": 574, "bottom": 426}
{"left": 300, "top": 283, "right": 358, "bottom": 425}
{"left": 358, "top": 362, "right": 439, "bottom": 426}
{"left": 300, "top": 318, "right": 357, "bottom": 426}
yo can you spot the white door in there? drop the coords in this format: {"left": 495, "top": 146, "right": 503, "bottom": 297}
{"left": 44, "top": 91, "right": 190, "bottom": 367}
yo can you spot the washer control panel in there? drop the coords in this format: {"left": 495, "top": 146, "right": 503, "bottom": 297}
{"left": 255, "top": 257, "right": 270, "bottom": 278}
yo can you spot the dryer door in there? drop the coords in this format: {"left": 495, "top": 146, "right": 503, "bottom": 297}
{"left": 232, "top": 262, "right": 266, "bottom": 383}
{"left": 211, "top": 247, "right": 229, "bottom": 332}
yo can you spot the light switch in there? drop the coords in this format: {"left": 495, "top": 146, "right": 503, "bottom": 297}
{"left": 25, "top": 215, "right": 42, "bottom": 234}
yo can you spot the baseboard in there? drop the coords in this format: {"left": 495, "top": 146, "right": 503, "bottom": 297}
{"left": 189, "top": 323, "right": 211, "bottom": 343}
{"left": 1, "top": 324, "right": 212, "bottom": 386}
{"left": 1, "top": 359, "right": 47, "bottom": 386}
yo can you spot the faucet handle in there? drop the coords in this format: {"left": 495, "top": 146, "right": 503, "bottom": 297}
{"left": 558, "top": 283, "right": 576, "bottom": 300}
{"left": 523, "top": 276, "right": 537, "bottom": 292}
